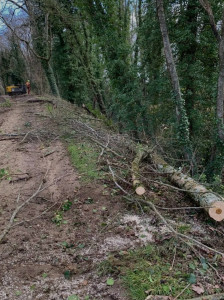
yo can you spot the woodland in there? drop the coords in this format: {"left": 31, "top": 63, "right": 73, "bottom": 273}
{"left": 1, "top": 1, "right": 224, "bottom": 299}
{"left": 0, "top": 0, "right": 224, "bottom": 184}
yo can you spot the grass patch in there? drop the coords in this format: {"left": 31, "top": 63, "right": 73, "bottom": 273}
{"left": 68, "top": 142, "right": 101, "bottom": 181}
{"left": 177, "top": 224, "right": 192, "bottom": 234}
{"left": 98, "top": 244, "right": 195, "bottom": 300}
{"left": 0, "top": 98, "right": 11, "bottom": 107}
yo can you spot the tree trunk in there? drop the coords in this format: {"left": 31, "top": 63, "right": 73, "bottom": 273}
{"left": 131, "top": 145, "right": 147, "bottom": 195}
{"left": 156, "top": 0, "right": 193, "bottom": 158}
{"left": 198, "top": 1, "right": 224, "bottom": 141}
{"left": 217, "top": 10, "right": 224, "bottom": 141}
{"left": 150, "top": 151, "right": 224, "bottom": 221}
{"left": 42, "top": 61, "right": 60, "bottom": 97}
{"left": 178, "top": 0, "right": 198, "bottom": 134}
{"left": 134, "top": 0, "right": 142, "bottom": 65}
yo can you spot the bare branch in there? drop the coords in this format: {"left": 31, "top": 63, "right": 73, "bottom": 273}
{"left": 6, "top": 0, "right": 29, "bottom": 15}
{"left": 0, "top": 14, "right": 51, "bottom": 61}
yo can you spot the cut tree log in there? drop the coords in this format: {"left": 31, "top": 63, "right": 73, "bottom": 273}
{"left": 131, "top": 145, "right": 149, "bottom": 195}
{"left": 150, "top": 152, "right": 224, "bottom": 221}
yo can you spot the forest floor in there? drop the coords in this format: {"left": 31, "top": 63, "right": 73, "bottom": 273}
{"left": 0, "top": 95, "right": 224, "bottom": 300}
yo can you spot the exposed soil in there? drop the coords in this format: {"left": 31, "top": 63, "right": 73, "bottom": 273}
{"left": 0, "top": 96, "right": 144, "bottom": 300}
{"left": 0, "top": 95, "right": 224, "bottom": 300}
{"left": 0, "top": 97, "right": 6, "bottom": 104}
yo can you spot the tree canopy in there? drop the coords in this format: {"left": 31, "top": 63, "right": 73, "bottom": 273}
{"left": 0, "top": 0, "right": 224, "bottom": 181}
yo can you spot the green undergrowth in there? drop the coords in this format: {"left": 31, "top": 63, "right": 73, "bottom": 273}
{"left": 68, "top": 142, "right": 101, "bottom": 181}
{"left": 98, "top": 243, "right": 199, "bottom": 300}
{"left": 85, "top": 103, "right": 115, "bottom": 128}
{"left": 0, "top": 98, "right": 11, "bottom": 107}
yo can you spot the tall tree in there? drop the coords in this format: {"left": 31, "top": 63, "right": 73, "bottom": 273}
{"left": 156, "top": 0, "right": 193, "bottom": 159}
{"left": 0, "top": 0, "right": 60, "bottom": 96}
{"left": 26, "top": 0, "right": 60, "bottom": 96}
{"left": 199, "top": 0, "right": 224, "bottom": 142}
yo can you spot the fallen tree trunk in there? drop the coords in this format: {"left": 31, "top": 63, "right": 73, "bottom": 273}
{"left": 150, "top": 152, "right": 224, "bottom": 221}
{"left": 131, "top": 145, "right": 148, "bottom": 195}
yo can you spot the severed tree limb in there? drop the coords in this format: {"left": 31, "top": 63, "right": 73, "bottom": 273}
{"left": 88, "top": 135, "right": 124, "bottom": 158}
{"left": 98, "top": 135, "right": 109, "bottom": 162}
{"left": 119, "top": 144, "right": 223, "bottom": 215}
{"left": 11, "top": 201, "right": 58, "bottom": 228}
{"left": 108, "top": 162, "right": 130, "bottom": 196}
{"left": 131, "top": 145, "right": 149, "bottom": 195}
{"left": 19, "top": 130, "right": 36, "bottom": 144}
{"left": 0, "top": 183, "right": 43, "bottom": 243}
{"left": 0, "top": 166, "right": 50, "bottom": 243}
{"left": 42, "top": 149, "right": 55, "bottom": 158}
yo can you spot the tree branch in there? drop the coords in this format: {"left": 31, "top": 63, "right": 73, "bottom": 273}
{"left": 6, "top": 0, "right": 29, "bottom": 15}
{"left": 0, "top": 14, "right": 51, "bottom": 61}
{"left": 198, "top": 0, "right": 220, "bottom": 42}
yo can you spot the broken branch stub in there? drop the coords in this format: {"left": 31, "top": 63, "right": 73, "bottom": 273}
{"left": 150, "top": 152, "right": 224, "bottom": 221}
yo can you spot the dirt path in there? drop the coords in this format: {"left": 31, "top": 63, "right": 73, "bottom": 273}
{"left": 0, "top": 96, "right": 139, "bottom": 300}
{"left": 0, "top": 96, "right": 85, "bottom": 299}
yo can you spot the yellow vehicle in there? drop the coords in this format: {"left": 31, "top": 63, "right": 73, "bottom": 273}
{"left": 6, "top": 85, "right": 26, "bottom": 96}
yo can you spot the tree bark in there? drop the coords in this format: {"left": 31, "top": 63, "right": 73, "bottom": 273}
{"left": 198, "top": 0, "right": 220, "bottom": 42}
{"left": 156, "top": 0, "right": 192, "bottom": 158}
{"left": 42, "top": 61, "right": 60, "bottom": 97}
{"left": 217, "top": 10, "right": 224, "bottom": 141}
{"left": 134, "top": 0, "right": 142, "bottom": 65}
{"left": 178, "top": 0, "right": 198, "bottom": 134}
{"left": 150, "top": 151, "right": 224, "bottom": 221}
{"left": 156, "top": 0, "right": 182, "bottom": 121}
{"left": 199, "top": 1, "right": 224, "bottom": 141}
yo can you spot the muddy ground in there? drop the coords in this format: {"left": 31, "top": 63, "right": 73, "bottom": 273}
{"left": 0, "top": 95, "right": 224, "bottom": 300}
